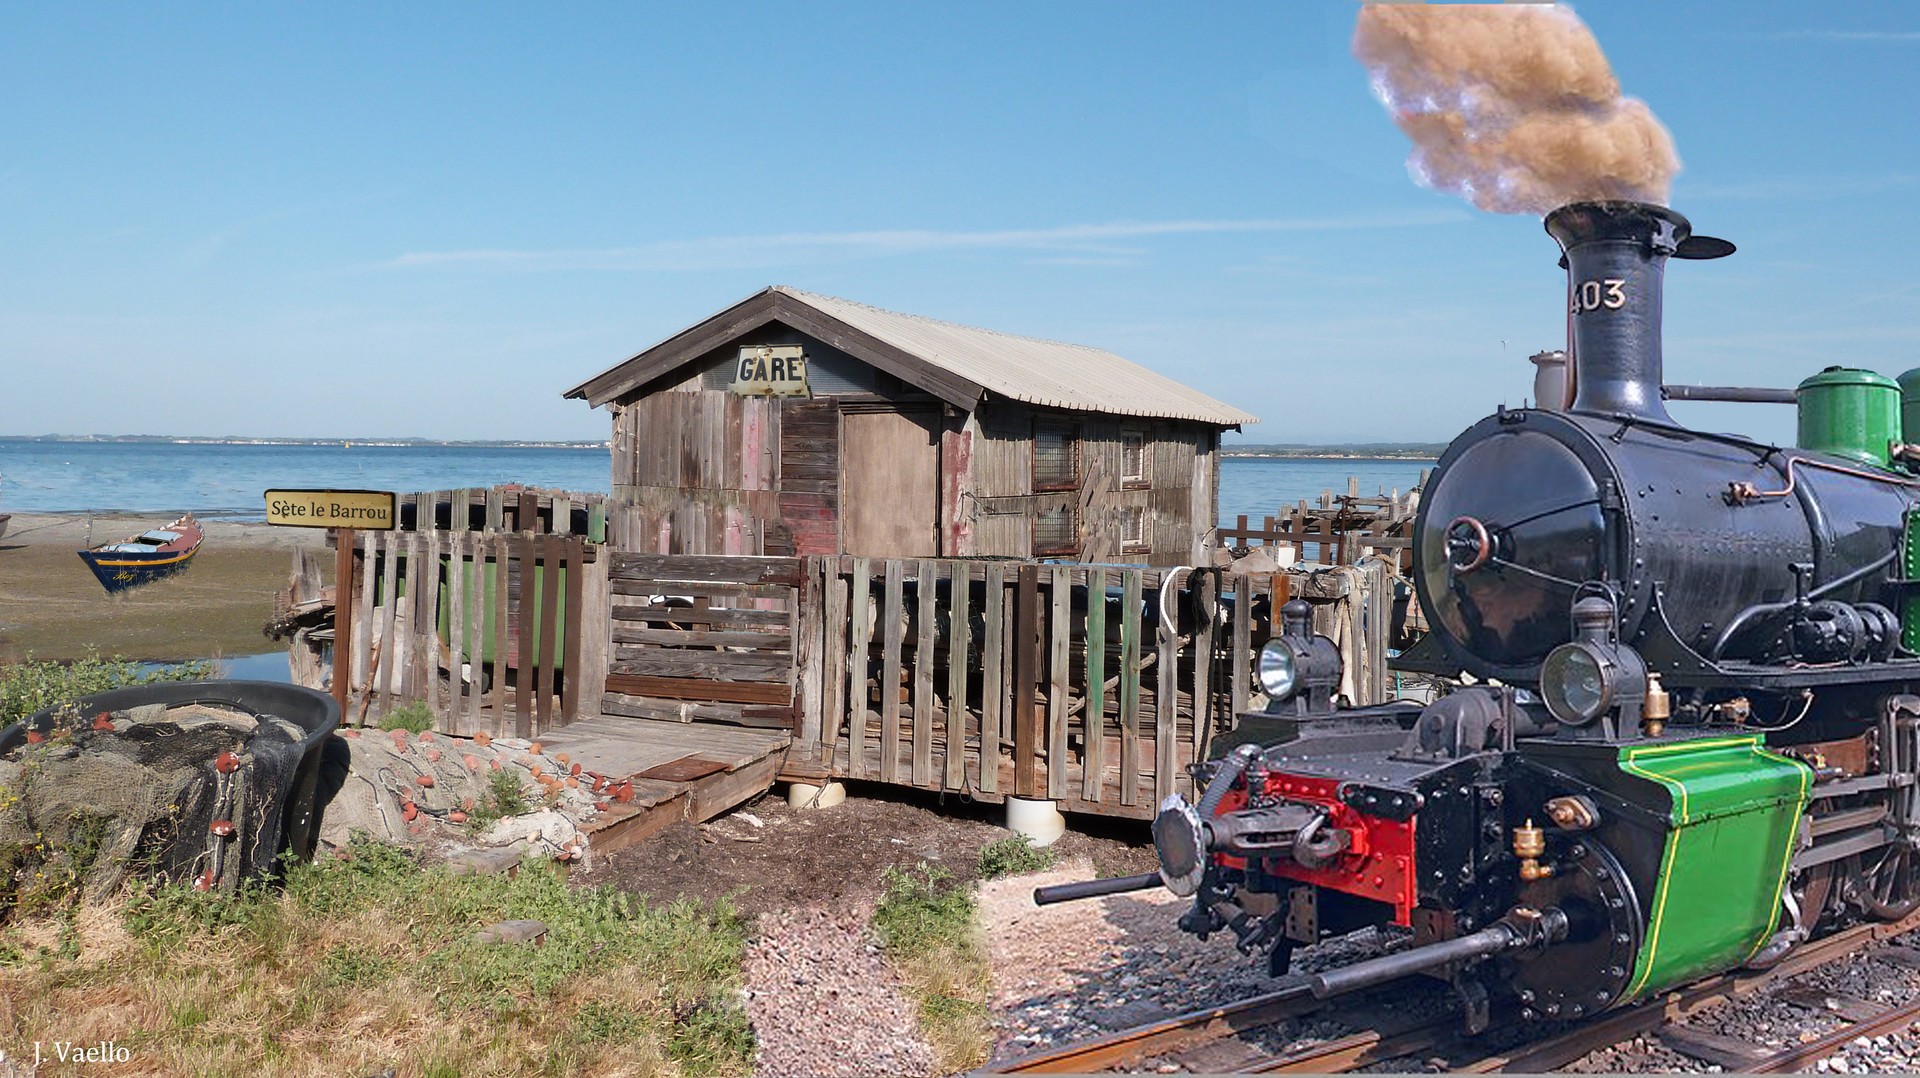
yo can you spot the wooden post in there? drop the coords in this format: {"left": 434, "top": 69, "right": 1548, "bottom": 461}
{"left": 1047, "top": 566, "right": 1070, "bottom": 800}
{"left": 795, "top": 555, "right": 825, "bottom": 751}
{"left": 1155, "top": 580, "right": 1178, "bottom": 802}
{"left": 1082, "top": 567, "right": 1107, "bottom": 803}
{"left": 1118, "top": 569, "right": 1142, "bottom": 807}
{"left": 880, "top": 560, "right": 905, "bottom": 784}
{"left": 912, "top": 559, "right": 937, "bottom": 787}
{"left": 1193, "top": 570, "right": 1217, "bottom": 767}
{"left": 980, "top": 563, "right": 1005, "bottom": 794}
{"left": 847, "top": 557, "right": 873, "bottom": 780}
{"left": 1013, "top": 564, "right": 1042, "bottom": 798}
{"left": 822, "top": 558, "right": 849, "bottom": 774}
{"left": 944, "top": 561, "right": 970, "bottom": 792}
{"left": 331, "top": 528, "right": 356, "bottom": 717}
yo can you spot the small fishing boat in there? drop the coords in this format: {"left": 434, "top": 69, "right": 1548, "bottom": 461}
{"left": 78, "top": 513, "right": 204, "bottom": 593}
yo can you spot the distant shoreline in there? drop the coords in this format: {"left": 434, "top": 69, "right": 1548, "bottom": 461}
{"left": 0, "top": 436, "right": 608, "bottom": 449}
{"left": 1222, "top": 452, "right": 1438, "bottom": 462}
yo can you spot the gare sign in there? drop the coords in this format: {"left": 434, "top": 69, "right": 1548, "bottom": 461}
{"left": 730, "top": 344, "right": 809, "bottom": 397}
{"left": 264, "top": 488, "right": 397, "bottom": 530}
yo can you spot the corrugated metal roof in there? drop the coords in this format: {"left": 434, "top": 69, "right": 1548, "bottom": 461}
{"left": 772, "top": 286, "right": 1257, "bottom": 427}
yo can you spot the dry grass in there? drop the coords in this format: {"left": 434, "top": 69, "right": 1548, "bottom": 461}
{"left": 0, "top": 843, "right": 752, "bottom": 1077}
{"left": 871, "top": 864, "right": 993, "bottom": 1073}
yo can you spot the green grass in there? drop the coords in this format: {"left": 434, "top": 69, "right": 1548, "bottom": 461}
{"left": 3, "top": 840, "right": 755, "bottom": 1077}
{"left": 465, "top": 768, "right": 534, "bottom": 834}
{"left": 0, "top": 650, "right": 215, "bottom": 724}
{"left": 871, "top": 864, "right": 991, "bottom": 1072}
{"left": 374, "top": 701, "right": 435, "bottom": 734}
{"left": 976, "top": 836, "right": 1056, "bottom": 880}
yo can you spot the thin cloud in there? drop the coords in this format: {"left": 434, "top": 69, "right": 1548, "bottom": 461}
{"left": 1755, "top": 30, "right": 1920, "bottom": 42}
{"left": 1684, "top": 174, "right": 1920, "bottom": 200}
{"left": 387, "top": 210, "right": 1470, "bottom": 272}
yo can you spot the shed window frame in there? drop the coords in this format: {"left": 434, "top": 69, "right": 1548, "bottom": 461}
{"left": 1120, "top": 429, "right": 1149, "bottom": 487}
{"left": 1119, "top": 505, "right": 1148, "bottom": 552}
{"left": 1033, "top": 499, "right": 1081, "bottom": 557}
{"left": 1032, "top": 420, "right": 1081, "bottom": 493}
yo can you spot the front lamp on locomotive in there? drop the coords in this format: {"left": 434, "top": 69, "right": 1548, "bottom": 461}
{"left": 1035, "top": 199, "right": 1920, "bottom": 1031}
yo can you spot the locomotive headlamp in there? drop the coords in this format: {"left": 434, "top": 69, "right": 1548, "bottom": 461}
{"left": 1261, "top": 600, "right": 1344, "bottom": 715}
{"left": 1540, "top": 595, "right": 1647, "bottom": 729}
{"left": 1256, "top": 641, "right": 1298, "bottom": 699}
{"left": 1540, "top": 643, "right": 1614, "bottom": 725}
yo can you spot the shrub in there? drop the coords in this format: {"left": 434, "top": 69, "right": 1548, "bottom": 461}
{"left": 0, "top": 650, "right": 214, "bottom": 724}
{"left": 977, "top": 836, "right": 1055, "bottom": 879}
{"left": 375, "top": 701, "right": 434, "bottom": 734}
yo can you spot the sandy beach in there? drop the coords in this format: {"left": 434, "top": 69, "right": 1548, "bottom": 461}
{"left": 0, "top": 513, "right": 328, "bottom": 663}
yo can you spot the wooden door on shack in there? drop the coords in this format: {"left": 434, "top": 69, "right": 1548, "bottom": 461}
{"left": 839, "top": 408, "right": 940, "bottom": 557}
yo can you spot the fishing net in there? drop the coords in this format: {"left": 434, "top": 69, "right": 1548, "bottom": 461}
{"left": 0, "top": 700, "right": 313, "bottom": 894}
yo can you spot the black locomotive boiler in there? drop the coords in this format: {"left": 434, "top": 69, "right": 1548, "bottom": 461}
{"left": 1039, "top": 200, "right": 1920, "bottom": 1030}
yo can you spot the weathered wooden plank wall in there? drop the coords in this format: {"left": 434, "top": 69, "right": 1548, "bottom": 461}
{"left": 601, "top": 553, "right": 801, "bottom": 729}
{"left": 344, "top": 529, "right": 587, "bottom": 736}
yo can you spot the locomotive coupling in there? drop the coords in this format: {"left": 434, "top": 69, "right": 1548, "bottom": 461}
{"left": 1151, "top": 792, "right": 1349, "bottom": 897}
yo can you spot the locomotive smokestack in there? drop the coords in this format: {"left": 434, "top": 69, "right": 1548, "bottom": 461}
{"left": 1546, "top": 200, "right": 1731, "bottom": 424}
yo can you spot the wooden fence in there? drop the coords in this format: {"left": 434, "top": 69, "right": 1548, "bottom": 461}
{"left": 395, "top": 486, "right": 609, "bottom": 539}
{"left": 602, "top": 554, "right": 802, "bottom": 727}
{"left": 328, "top": 519, "right": 1399, "bottom": 818}
{"left": 1217, "top": 475, "right": 1424, "bottom": 572}
{"left": 341, "top": 528, "right": 602, "bottom": 736}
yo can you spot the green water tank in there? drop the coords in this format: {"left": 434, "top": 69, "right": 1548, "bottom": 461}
{"left": 1798, "top": 366, "right": 1900, "bottom": 468}
{"left": 1898, "top": 368, "right": 1920, "bottom": 449}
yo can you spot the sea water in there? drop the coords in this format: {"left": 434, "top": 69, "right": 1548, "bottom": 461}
{"left": 3, "top": 439, "right": 1428, "bottom": 528}
{"left": 0, "top": 441, "right": 613, "bottom": 520}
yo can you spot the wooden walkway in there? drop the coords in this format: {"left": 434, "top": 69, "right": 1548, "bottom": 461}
{"left": 535, "top": 715, "right": 791, "bottom": 854}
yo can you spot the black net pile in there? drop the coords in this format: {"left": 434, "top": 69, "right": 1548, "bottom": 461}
{"left": 0, "top": 701, "right": 310, "bottom": 894}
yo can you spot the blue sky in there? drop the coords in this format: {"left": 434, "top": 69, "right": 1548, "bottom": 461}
{"left": 3, "top": 1, "right": 1918, "bottom": 444}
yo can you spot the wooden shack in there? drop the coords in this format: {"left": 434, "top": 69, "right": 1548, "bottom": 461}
{"left": 564, "top": 286, "right": 1256, "bottom": 566}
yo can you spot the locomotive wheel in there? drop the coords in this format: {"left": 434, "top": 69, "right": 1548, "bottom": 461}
{"left": 1791, "top": 862, "right": 1837, "bottom": 930}
{"left": 1860, "top": 845, "right": 1920, "bottom": 921}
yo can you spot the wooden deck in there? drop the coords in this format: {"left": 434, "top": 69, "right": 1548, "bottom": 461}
{"left": 534, "top": 715, "right": 791, "bottom": 854}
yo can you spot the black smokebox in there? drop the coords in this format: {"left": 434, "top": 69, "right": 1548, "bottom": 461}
{"left": 1544, "top": 200, "right": 1696, "bottom": 424}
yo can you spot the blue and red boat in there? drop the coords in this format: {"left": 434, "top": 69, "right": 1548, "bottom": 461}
{"left": 78, "top": 513, "right": 204, "bottom": 593}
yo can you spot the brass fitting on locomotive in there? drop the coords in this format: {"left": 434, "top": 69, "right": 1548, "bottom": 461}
{"left": 1642, "top": 673, "right": 1670, "bottom": 737}
{"left": 1513, "top": 818, "right": 1554, "bottom": 881}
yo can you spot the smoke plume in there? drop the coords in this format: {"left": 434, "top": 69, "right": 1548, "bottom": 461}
{"left": 1353, "top": 4, "right": 1680, "bottom": 214}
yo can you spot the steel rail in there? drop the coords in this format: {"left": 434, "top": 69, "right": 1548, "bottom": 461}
{"left": 976, "top": 980, "right": 1319, "bottom": 1074}
{"left": 984, "top": 908, "right": 1920, "bottom": 1075}
{"left": 1454, "top": 907, "right": 1920, "bottom": 1073}
{"left": 1748, "top": 995, "right": 1920, "bottom": 1073}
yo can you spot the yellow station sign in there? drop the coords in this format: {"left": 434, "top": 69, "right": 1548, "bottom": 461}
{"left": 264, "top": 489, "right": 397, "bottom": 530}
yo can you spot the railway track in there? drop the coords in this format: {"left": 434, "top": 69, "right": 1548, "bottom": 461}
{"left": 980, "top": 908, "right": 1920, "bottom": 1074}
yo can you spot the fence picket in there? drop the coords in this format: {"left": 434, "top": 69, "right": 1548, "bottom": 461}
{"left": 945, "top": 560, "right": 969, "bottom": 792}
{"left": 822, "top": 559, "right": 848, "bottom": 774}
{"left": 1047, "top": 566, "right": 1069, "bottom": 801}
{"left": 1083, "top": 567, "right": 1106, "bottom": 803}
{"left": 980, "top": 564, "right": 1004, "bottom": 795}
{"left": 1155, "top": 579, "right": 1178, "bottom": 803}
{"left": 880, "top": 560, "right": 904, "bottom": 784}
{"left": 1118, "top": 570, "right": 1142, "bottom": 807}
{"left": 847, "top": 557, "right": 872, "bottom": 780}
{"left": 913, "top": 559, "right": 937, "bottom": 787}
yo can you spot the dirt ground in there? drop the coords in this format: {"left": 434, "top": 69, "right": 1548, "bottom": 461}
{"left": 0, "top": 513, "right": 324, "bottom": 662}
{"left": 578, "top": 783, "right": 1160, "bottom": 916}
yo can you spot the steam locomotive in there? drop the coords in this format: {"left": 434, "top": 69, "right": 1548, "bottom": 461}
{"left": 1039, "top": 200, "right": 1920, "bottom": 1030}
